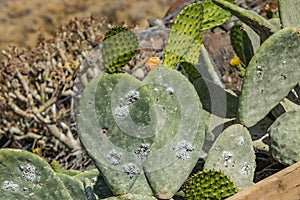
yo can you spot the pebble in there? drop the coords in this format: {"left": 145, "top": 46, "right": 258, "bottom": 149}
{"left": 133, "top": 68, "right": 145, "bottom": 80}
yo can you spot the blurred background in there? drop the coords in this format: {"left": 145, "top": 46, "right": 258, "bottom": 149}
{"left": 0, "top": 0, "right": 177, "bottom": 54}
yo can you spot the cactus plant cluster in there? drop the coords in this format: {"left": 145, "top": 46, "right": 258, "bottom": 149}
{"left": 211, "top": 0, "right": 300, "bottom": 165}
{"left": 76, "top": 1, "right": 254, "bottom": 199}
{"left": 1, "top": 0, "right": 300, "bottom": 200}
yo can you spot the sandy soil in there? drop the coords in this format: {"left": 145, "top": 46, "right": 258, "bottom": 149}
{"left": 0, "top": 0, "right": 176, "bottom": 54}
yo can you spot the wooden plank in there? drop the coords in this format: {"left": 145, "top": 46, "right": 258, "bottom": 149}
{"left": 227, "top": 161, "right": 300, "bottom": 200}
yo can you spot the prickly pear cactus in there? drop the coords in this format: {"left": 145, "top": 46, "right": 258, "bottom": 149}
{"left": 77, "top": 67, "right": 205, "bottom": 199}
{"left": 212, "top": 0, "right": 279, "bottom": 41}
{"left": 57, "top": 173, "right": 86, "bottom": 199}
{"left": 278, "top": 0, "right": 300, "bottom": 28}
{"left": 102, "top": 26, "right": 138, "bottom": 73}
{"left": 204, "top": 124, "right": 255, "bottom": 188}
{"left": 163, "top": 1, "right": 233, "bottom": 79}
{"left": 201, "top": 0, "right": 234, "bottom": 31}
{"left": 198, "top": 44, "right": 223, "bottom": 87}
{"left": 238, "top": 27, "right": 300, "bottom": 127}
{"left": 269, "top": 110, "right": 300, "bottom": 166}
{"left": 50, "top": 160, "right": 61, "bottom": 173}
{"left": 191, "top": 77, "right": 238, "bottom": 118}
{"left": 74, "top": 168, "right": 113, "bottom": 199}
{"left": 0, "top": 148, "right": 72, "bottom": 200}
{"left": 183, "top": 169, "right": 238, "bottom": 199}
{"left": 230, "top": 24, "right": 254, "bottom": 66}
{"left": 163, "top": 2, "right": 204, "bottom": 69}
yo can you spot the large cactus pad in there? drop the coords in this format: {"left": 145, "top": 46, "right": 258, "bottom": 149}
{"left": 77, "top": 67, "right": 205, "bottom": 199}
{"left": 0, "top": 148, "right": 72, "bottom": 200}
{"left": 269, "top": 110, "right": 300, "bottom": 166}
{"left": 204, "top": 124, "right": 255, "bottom": 188}
{"left": 239, "top": 27, "right": 300, "bottom": 127}
{"left": 278, "top": 0, "right": 300, "bottom": 28}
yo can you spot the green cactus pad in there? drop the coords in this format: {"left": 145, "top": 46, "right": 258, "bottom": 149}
{"left": 77, "top": 67, "right": 205, "bottom": 199}
{"left": 183, "top": 169, "right": 238, "bottom": 200}
{"left": 102, "top": 26, "right": 138, "bottom": 73}
{"left": 242, "top": 23, "right": 260, "bottom": 55}
{"left": 163, "top": 1, "right": 232, "bottom": 80}
{"left": 204, "top": 124, "right": 255, "bottom": 188}
{"left": 181, "top": 62, "right": 201, "bottom": 79}
{"left": 74, "top": 168, "right": 113, "bottom": 199}
{"left": 163, "top": 2, "right": 204, "bottom": 68}
{"left": 191, "top": 77, "right": 238, "bottom": 118}
{"left": 238, "top": 27, "right": 300, "bottom": 127}
{"left": 142, "top": 68, "right": 205, "bottom": 199}
{"left": 197, "top": 44, "right": 223, "bottom": 87}
{"left": 181, "top": 44, "right": 223, "bottom": 85}
{"left": 50, "top": 160, "right": 61, "bottom": 173}
{"left": 230, "top": 24, "right": 254, "bottom": 65}
{"left": 278, "top": 0, "right": 300, "bottom": 28}
{"left": 212, "top": 0, "right": 279, "bottom": 41}
{"left": 201, "top": 0, "right": 234, "bottom": 31}
{"left": 268, "top": 18, "right": 282, "bottom": 30}
{"left": 77, "top": 73, "right": 152, "bottom": 195}
{"left": 269, "top": 110, "right": 300, "bottom": 166}
{"left": 0, "top": 148, "right": 72, "bottom": 200}
{"left": 104, "top": 26, "right": 128, "bottom": 39}
{"left": 57, "top": 173, "right": 86, "bottom": 199}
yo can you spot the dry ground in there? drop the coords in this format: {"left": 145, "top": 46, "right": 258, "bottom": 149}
{"left": 0, "top": 0, "right": 176, "bottom": 58}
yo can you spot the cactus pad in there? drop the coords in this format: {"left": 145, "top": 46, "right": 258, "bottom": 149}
{"left": 0, "top": 148, "right": 72, "bottom": 199}
{"left": 102, "top": 26, "right": 138, "bottom": 73}
{"left": 77, "top": 67, "right": 205, "bottom": 199}
{"left": 230, "top": 24, "right": 254, "bottom": 65}
{"left": 202, "top": 0, "right": 234, "bottom": 31}
{"left": 73, "top": 168, "right": 113, "bottom": 199}
{"left": 204, "top": 124, "right": 255, "bottom": 188}
{"left": 212, "top": 0, "right": 278, "bottom": 41}
{"left": 238, "top": 27, "right": 300, "bottom": 127}
{"left": 183, "top": 169, "right": 238, "bottom": 199}
{"left": 269, "top": 110, "right": 300, "bottom": 166}
{"left": 278, "top": 0, "right": 300, "bottom": 28}
{"left": 57, "top": 173, "right": 86, "bottom": 199}
{"left": 163, "top": 2, "right": 204, "bottom": 68}
{"left": 163, "top": 1, "right": 233, "bottom": 79}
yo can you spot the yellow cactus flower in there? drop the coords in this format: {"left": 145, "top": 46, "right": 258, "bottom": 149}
{"left": 229, "top": 55, "right": 241, "bottom": 67}
{"left": 230, "top": 56, "right": 245, "bottom": 77}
